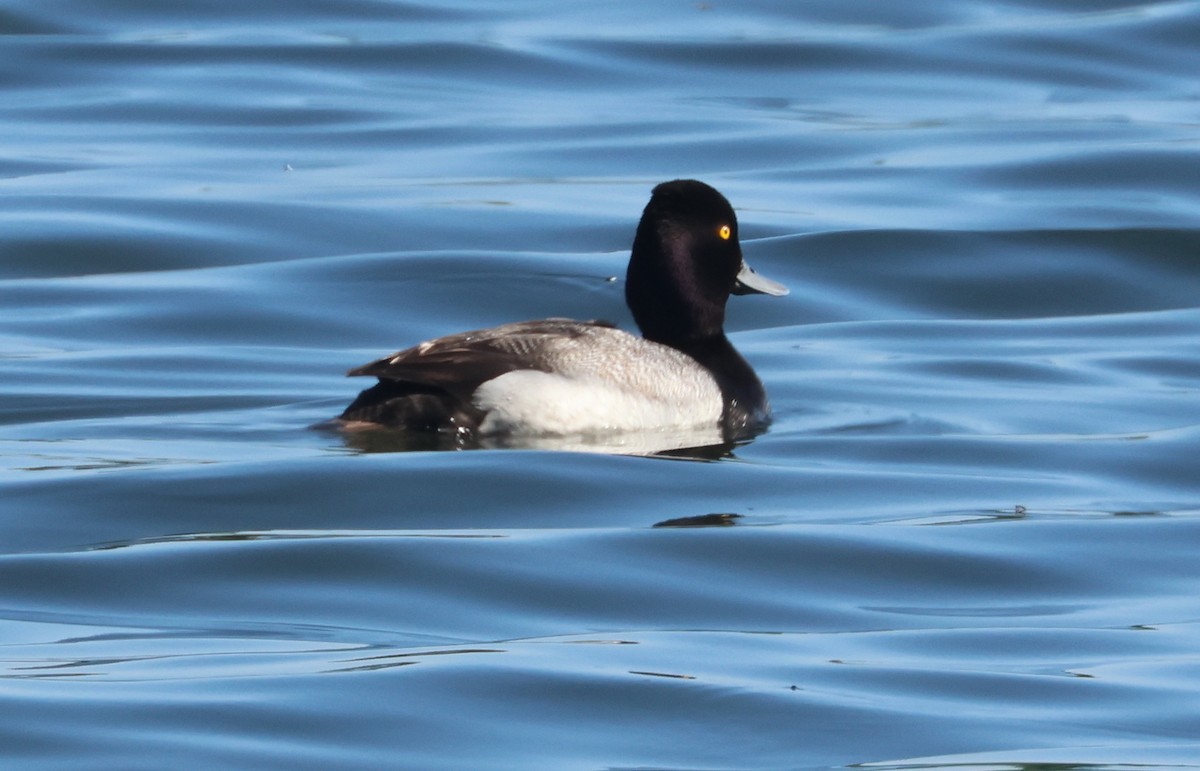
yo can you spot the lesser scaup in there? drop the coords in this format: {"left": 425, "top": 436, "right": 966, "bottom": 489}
{"left": 338, "top": 179, "right": 788, "bottom": 443}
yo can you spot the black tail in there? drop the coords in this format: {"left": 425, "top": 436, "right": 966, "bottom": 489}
{"left": 339, "top": 380, "right": 483, "bottom": 434}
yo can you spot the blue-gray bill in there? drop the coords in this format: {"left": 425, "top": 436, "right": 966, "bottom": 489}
{"left": 732, "top": 260, "right": 789, "bottom": 297}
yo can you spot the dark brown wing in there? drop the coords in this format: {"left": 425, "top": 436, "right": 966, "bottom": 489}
{"left": 347, "top": 318, "right": 616, "bottom": 390}
{"left": 338, "top": 319, "right": 619, "bottom": 431}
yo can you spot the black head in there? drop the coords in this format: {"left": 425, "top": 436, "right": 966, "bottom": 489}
{"left": 625, "top": 179, "right": 786, "bottom": 346}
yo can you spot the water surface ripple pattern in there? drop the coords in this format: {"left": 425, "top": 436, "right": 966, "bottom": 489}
{"left": 2, "top": 1, "right": 1199, "bottom": 769}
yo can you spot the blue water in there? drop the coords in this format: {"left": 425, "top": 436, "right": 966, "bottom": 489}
{"left": 2, "top": 1, "right": 1199, "bottom": 768}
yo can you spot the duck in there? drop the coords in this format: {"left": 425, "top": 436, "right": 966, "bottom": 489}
{"left": 337, "top": 179, "right": 788, "bottom": 445}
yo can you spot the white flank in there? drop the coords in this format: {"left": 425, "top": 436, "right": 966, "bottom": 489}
{"left": 472, "top": 332, "right": 724, "bottom": 436}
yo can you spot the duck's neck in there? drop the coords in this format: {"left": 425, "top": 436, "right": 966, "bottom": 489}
{"left": 660, "top": 332, "right": 770, "bottom": 438}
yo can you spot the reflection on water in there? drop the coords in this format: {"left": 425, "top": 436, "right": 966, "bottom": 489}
{"left": 652, "top": 512, "right": 742, "bottom": 528}
{"left": 328, "top": 418, "right": 740, "bottom": 457}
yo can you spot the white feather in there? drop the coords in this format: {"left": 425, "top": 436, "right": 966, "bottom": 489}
{"left": 472, "top": 330, "right": 723, "bottom": 436}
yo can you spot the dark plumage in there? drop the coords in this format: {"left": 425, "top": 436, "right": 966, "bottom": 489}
{"left": 339, "top": 319, "right": 617, "bottom": 432}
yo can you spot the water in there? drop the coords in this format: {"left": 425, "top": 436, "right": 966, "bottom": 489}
{"left": 2, "top": 1, "right": 1199, "bottom": 768}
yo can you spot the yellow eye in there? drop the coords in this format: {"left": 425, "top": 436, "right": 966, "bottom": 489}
{"left": 718, "top": 224, "right": 732, "bottom": 240}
